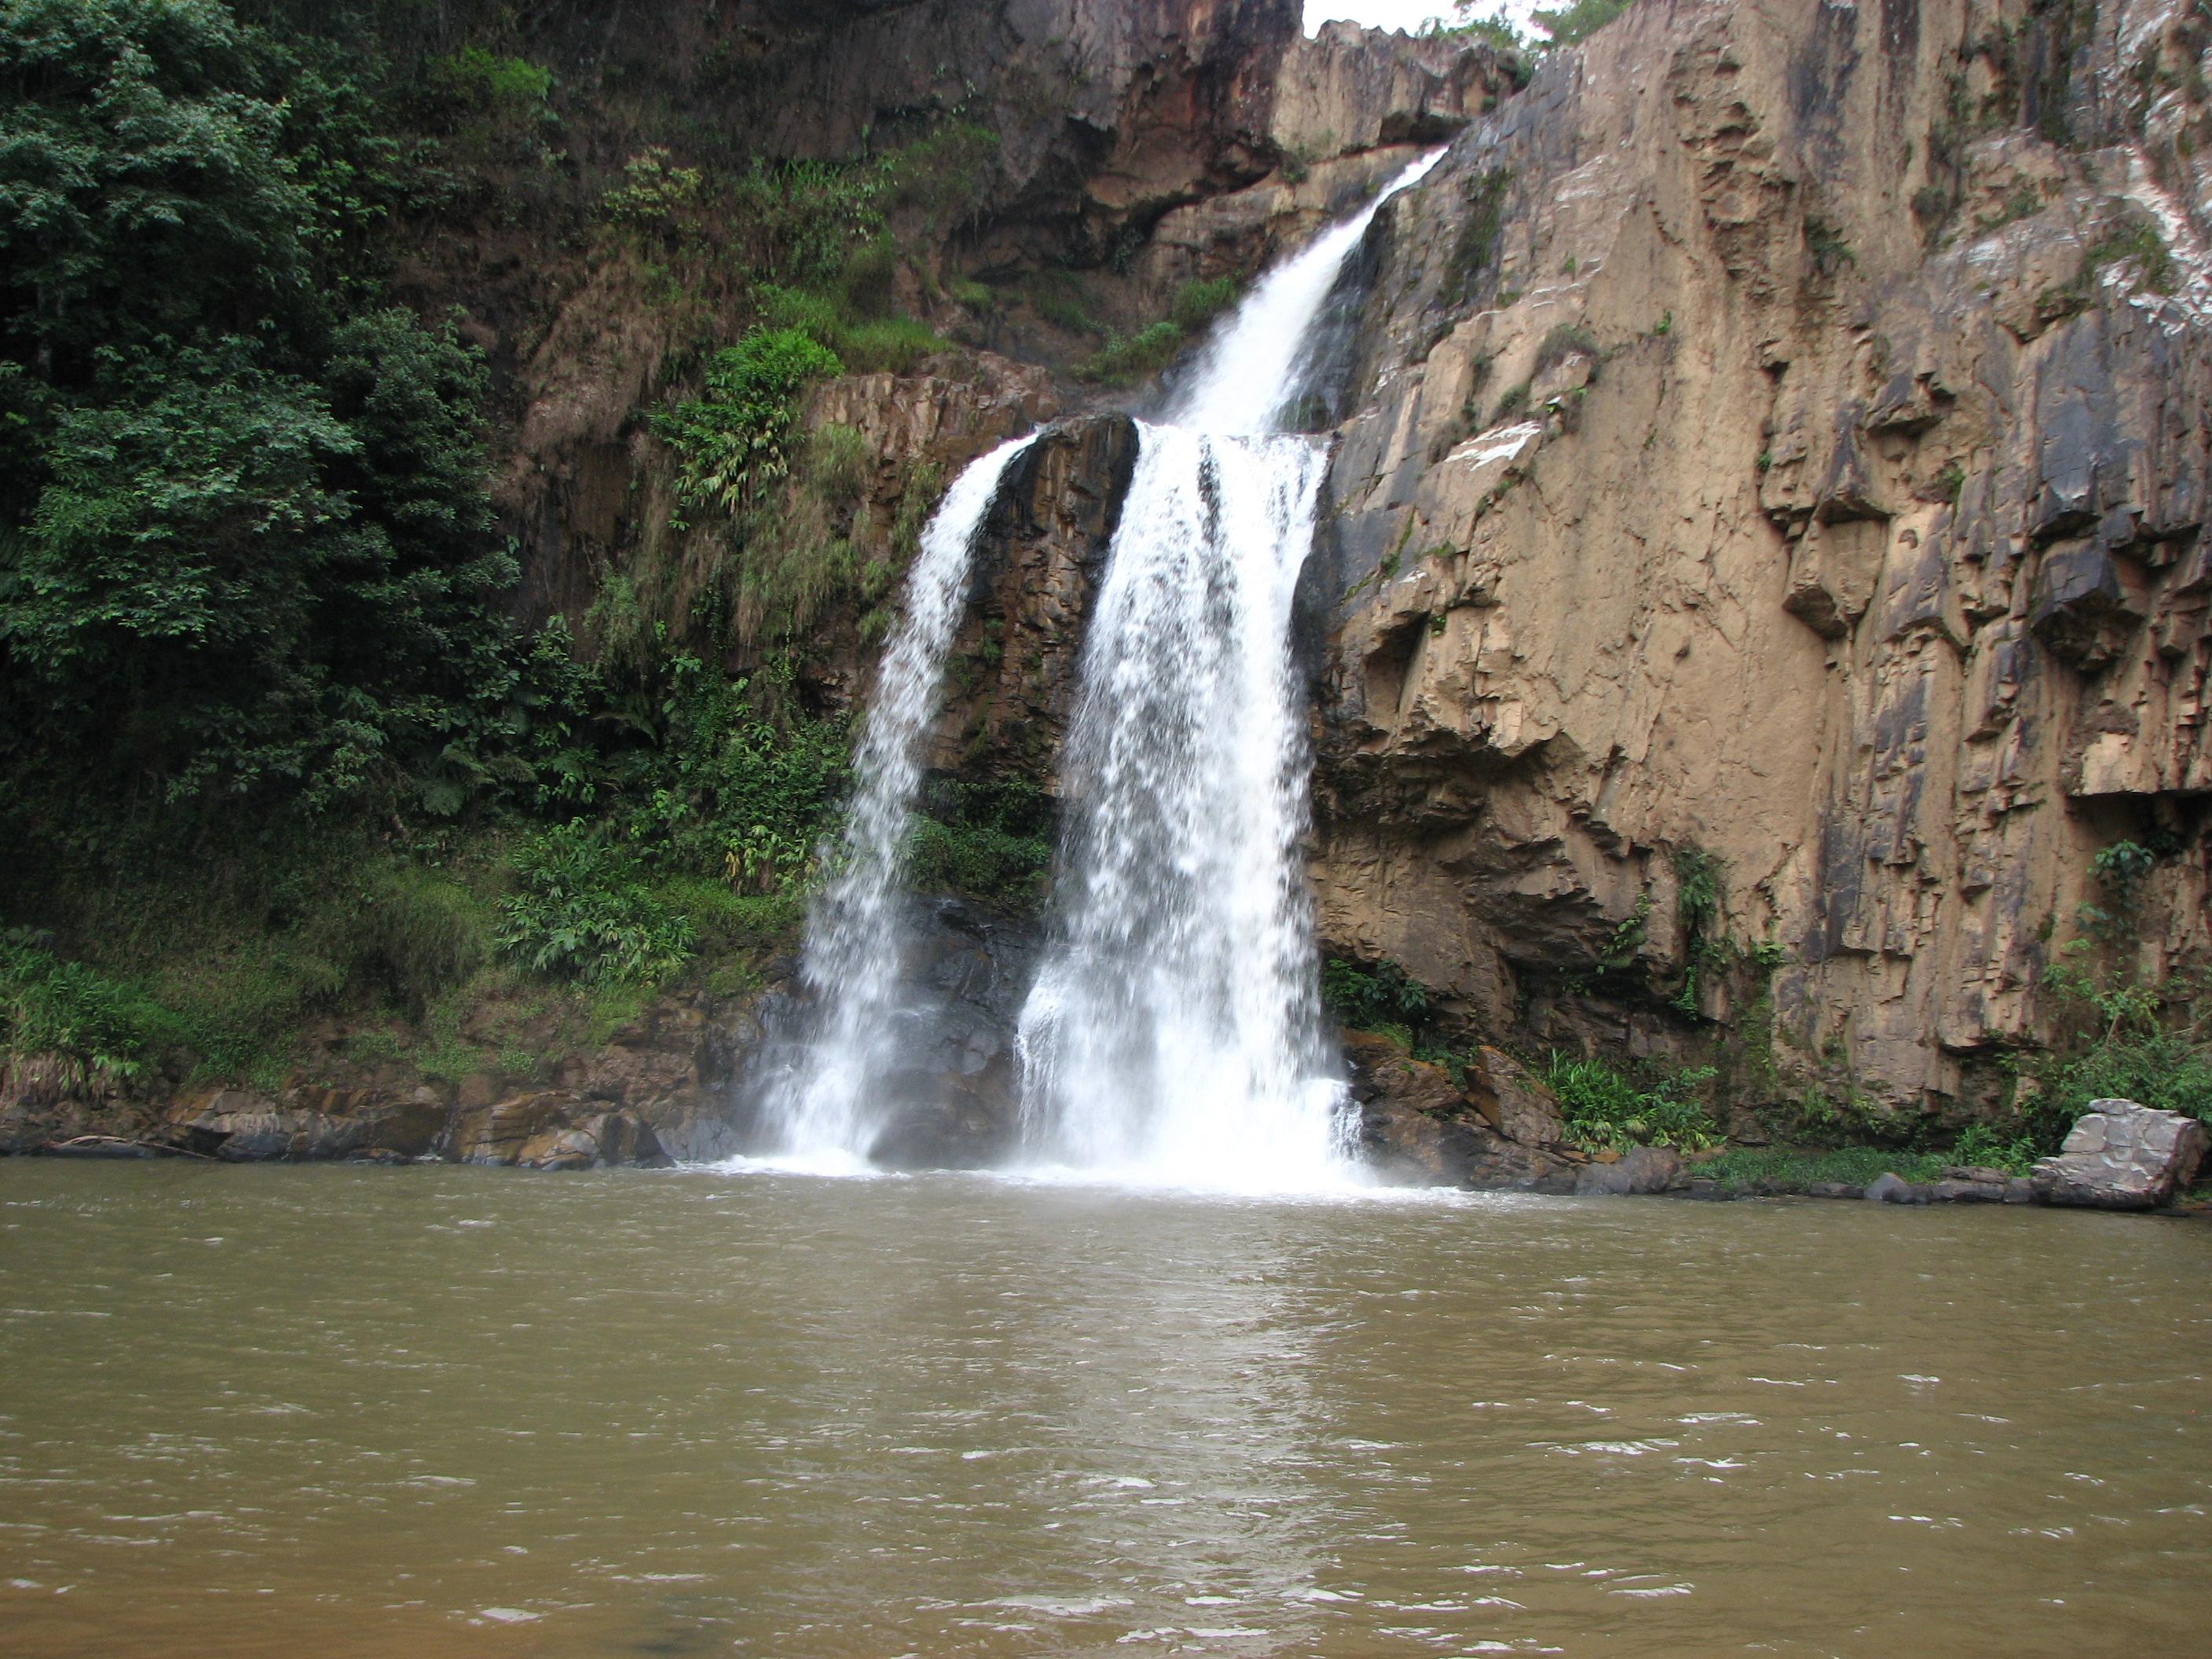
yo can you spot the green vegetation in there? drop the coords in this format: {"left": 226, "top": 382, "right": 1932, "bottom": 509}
{"left": 654, "top": 328, "right": 844, "bottom": 517}
{"left": 1448, "top": 168, "right": 1514, "bottom": 295}
{"left": 1071, "top": 279, "right": 1243, "bottom": 386}
{"left": 1441, "top": 0, "right": 1632, "bottom": 49}
{"left": 1432, "top": 7, "right": 1528, "bottom": 49}
{"left": 1670, "top": 843, "right": 1727, "bottom": 1015}
{"left": 1541, "top": 1052, "right": 1720, "bottom": 1153}
{"left": 2084, "top": 216, "right": 2179, "bottom": 296}
{"left": 2021, "top": 839, "right": 2211, "bottom": 1145}
{"left": 1170, "top": 276, "right": 1240, "bottom": 332}
{"left": 1804, "top": 215, "right": 1856, "bottom": 273}
{"left": 1533, "top": 1, "right": 1631, "bottom": 48}
{"left": 1075, "top": 321, "right": 1186, "bottom": 386}
{"left": 1323, "top": 957, "right": 1435, "bottom": 1047}
{"left": 497, "top": 822, "right": 696, "bottom": 986}
{"left": 0, "top": 932, "right": 176, "bottom": 1086}
{"left": 1533, "top": 320, "right": 1599, "bottom": 379}
{"left": 906, "top": 778, "right": 1056, "bottom": 911}
{"left": 1694, "top": 1145, "right": 1950, "bottom": 1194}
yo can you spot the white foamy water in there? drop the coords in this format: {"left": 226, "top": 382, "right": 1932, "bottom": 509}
{"left": 1015, "top": 150, "right": 1446, "bottom": 1192}
{"left": 763, "top": 434, "right": 1038, "bottom": 1160}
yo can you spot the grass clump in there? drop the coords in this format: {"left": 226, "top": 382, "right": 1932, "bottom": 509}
{"left": 2085, "top": 217, "right": 2179, "bottom": 295}
{"left": 1542, "top": 1052, "right": 1720, "bottom": 1152}
{"left": 1533, "top": 320, "right": 1599, "bottom": 378}
{"left": 1075, "top": 320, "right": 1187, "bottom": 386}
{"left": 0, "top": 934, "right": 179, "bottom": 1085}
{"left": 1695, "top": 1145, "right": 1948, "bottom": 1195}
{"left": 1170, "top": 276, "right": 1239, "bottom": 332}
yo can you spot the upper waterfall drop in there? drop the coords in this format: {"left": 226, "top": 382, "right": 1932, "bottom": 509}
{"left": 760, "top": 433, "right": 1039, "bottom": 1170}
{"left": 1168, "top": 147, "right": 1445, "bottom": 435}
{"left": 1015, "top": 149, "right": 1446, "bottom": 1191}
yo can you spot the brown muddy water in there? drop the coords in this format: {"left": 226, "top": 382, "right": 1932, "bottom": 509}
{"left": 1, "top": 1163, "right": 2206, "bottom": 1657}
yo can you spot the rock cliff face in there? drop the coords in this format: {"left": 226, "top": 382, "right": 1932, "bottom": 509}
{"left": 460, "top": 0, "right": 1510, "bottom": 652}
{"left": 1306, "top": 0, "right": 2212, "bottom": 1122}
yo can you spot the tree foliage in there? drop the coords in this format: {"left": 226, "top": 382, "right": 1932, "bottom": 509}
{"left": 0, "top": 0, "right": 515, "bottom": 815}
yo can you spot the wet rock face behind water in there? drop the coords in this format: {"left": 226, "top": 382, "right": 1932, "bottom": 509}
{"left": 1307, "top": 0, "right": 2212, "bottom": 1119}
{"left": 726, "top": 897, "right": 1040, "bottom": 1168}
{"left": 928, "top": 416, "right": 1142, "bottom": 785}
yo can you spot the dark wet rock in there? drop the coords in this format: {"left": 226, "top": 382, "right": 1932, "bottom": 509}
{"left": 718, "top": 895, "right": 1042, "bottom": 1170}
{"left": 1807, "top": 1181, "right": 1866, "bottom": 1200}
{"left": 454, "top": 1092, "right": 670, "bottom": 1170}
{"left": 1574, "top": 1145, "right": 1683, "bottom": 1196}
{"left": 1863, "top": 1173, "right": 1915, "bottom": 1204}
{"left": 1927, "top": 1177, "right": 2007, "bottom": 1204}
{"left": 2031, "top": 1100, "right": 2209, "bottom": 1210}
{"left": 1345, "top": 1031, "right": 1578, "bottom": 1189}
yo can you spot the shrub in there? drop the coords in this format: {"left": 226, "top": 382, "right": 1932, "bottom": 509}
{"left": 1073, "top": 320, "right": 1187, "bottom": 386}
{"left": 601, "top": 146, "right": 705, "bottom": 232}
{"left": 497, "top": 822, "right": 694, "bottom": 985}
{"left": 1541, "top": 1052, "right": 1719, "bottom": 1152}
{"left": 0, "top": 934, "right": 170, "bottom": 1080}
{"left": 654, "top": 327, "right": 843, "bottom": 515}
{"left": 1322, "top": 957, "right": 1434, "bottom": 1032}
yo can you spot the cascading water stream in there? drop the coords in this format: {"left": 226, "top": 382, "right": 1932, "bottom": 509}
{"left": 1016, "top": 150, "right": 1445, "bottom": 1189}
{"left": 761, "top": 434, "right": 1038, "bottom": 1167}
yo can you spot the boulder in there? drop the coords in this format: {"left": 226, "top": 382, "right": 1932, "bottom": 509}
{"left": 2030, "top": 1101, "right": 2208, "bottom": 1210}
{"left": 1466, "top": 1046, "right": 1566, "bottom": 1149}
{"left": 1863, "top": 1172, "right": 1918, "bottom": 1204}
{"left": 1573, "top": 1144, "right": 1683, "bottom": 1196}
{"left": 454, "top": 1092, "right": 668, "bottom": 1169}
{"left": 188, "top": 1093, "right": 363, "bottom": 1162}
{"left": 1345, "top": 1031, "right": 1576, "bottom": 1189}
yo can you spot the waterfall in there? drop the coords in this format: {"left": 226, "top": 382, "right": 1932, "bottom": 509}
{"left": 762, "top": 434, "right": 1038, "bottom": 1167}
{"left": 1016, "top": 149, "right": 1445, "bottom": 1188}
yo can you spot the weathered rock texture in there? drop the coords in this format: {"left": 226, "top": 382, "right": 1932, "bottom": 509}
{"left": 2031, "top": 1096, "right": 2208, "bottom": 1206}
{"left": 1307, "top": 0, "right": 2212, "bottom": 1119}
{"left": 1348, "top": 1031, "right": 1586, "bottom": 1188}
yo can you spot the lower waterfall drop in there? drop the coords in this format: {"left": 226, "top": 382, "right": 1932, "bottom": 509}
{"left": 763, "top": 434, "right": 1038, "bottom": 1167}
{"left": 1016, "top": 149, "right": 1445, "bottom": 1188}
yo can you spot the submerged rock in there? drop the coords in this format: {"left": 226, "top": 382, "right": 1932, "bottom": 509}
{"left": 2031, "top": 1101, "right": 2209, "bottom": 1210}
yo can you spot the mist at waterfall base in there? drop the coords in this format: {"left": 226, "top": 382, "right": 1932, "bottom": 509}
{"left": 749, "top": 152, "right": 1447, "bottom": 1192}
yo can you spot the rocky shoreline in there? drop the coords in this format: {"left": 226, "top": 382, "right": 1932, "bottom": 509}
{"left": 11, "top": 1016, "right": 2204, "bottom": 1217}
